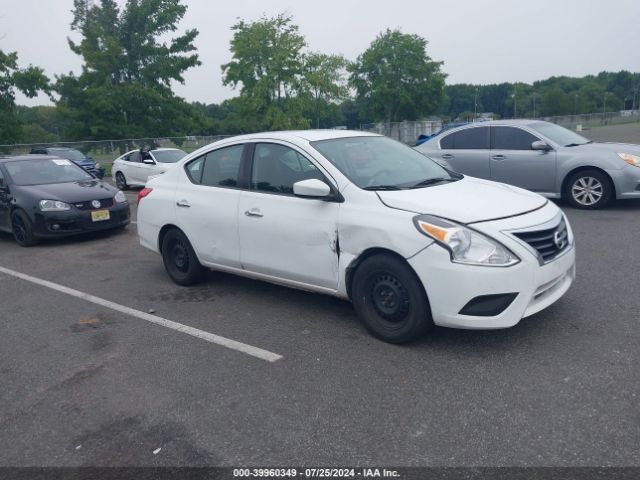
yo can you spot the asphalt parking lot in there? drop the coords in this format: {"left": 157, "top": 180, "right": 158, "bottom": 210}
{"left": 0, "top": 187, "right": 639, "bottom": 467}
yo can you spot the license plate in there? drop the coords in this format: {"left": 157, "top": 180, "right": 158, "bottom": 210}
{"left": 91, "top": 209, "right": 110, "bottom": 222}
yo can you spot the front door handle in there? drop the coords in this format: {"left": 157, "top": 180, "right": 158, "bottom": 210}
{"left": 244, "top": 209, "right": 263, "bottom": 218}
{"left": 491, "top": 154, "right": 506, "bottom": 161}
{"left": 441, "top": 154, "right": 454, "bottom": 159}
{"left": 176, "top": 200, "right": 191, "bottom": 208}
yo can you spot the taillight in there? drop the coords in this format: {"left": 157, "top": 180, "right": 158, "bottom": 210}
{"left": 137, "top": 187, "right": 153, "bottom": 205}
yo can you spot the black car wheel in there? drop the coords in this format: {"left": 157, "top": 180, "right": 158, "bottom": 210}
{"left": 566, "top": 169, "right": 613, "bottom": 209}
{"left": 115, "top": 172, "right": 128, "bottom": 190}
{"left": 351, "top": 253, "right": 433, "bottom": 343}
{"left": 161, "top": 229, "right": 206, "bottom": 286}
{"left": 11, "top": 210, "right": 38, "bottom": 247}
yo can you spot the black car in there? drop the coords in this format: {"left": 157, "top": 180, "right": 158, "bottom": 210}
{"left": 0, "top": 155, "right": 130, "bottom": 246}
{"left": 29, "top": 147, "right": 105, "bottom": 179}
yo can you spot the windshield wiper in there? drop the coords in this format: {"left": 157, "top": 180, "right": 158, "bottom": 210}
{"left": 362, "top": 185, "right": 405, "bottom": 191}
{"left": 409, "top": 177, "right": 457, "bottom": 189}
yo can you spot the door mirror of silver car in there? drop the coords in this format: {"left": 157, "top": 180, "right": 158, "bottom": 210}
{"left": 532, "top": 140, "right": 552, "bottom": 151}
{"left": 293, "top": 179, "right": 331, "bottom": 198}
{"left": 142, "top": 158, "right": 155, "bottom": 165}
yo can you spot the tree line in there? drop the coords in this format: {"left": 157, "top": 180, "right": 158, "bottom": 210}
{"left": 1, "top": 0, "right": 639, "bottom": 147}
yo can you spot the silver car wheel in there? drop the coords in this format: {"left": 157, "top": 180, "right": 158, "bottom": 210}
{"left": 571, "top": 176, "right": 603, "bottom": 206}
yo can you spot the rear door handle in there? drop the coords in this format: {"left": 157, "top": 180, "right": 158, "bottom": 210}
{"left": 244, "top": 209, "right": 263, "bottom": 218}
{"left": 441, "top": 154, "right": 454, "bottom": 159}
{"left": 176, "top": 200, "right": 191, "bottom": 208}
{"left": 491, "top": 154, "right": 506, "bottom": 161}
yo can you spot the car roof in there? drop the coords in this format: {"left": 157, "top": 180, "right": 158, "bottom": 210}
{"left": 220, "top": 129, "right": 381, "bottom": 143}
{"left": 0, "top": 154, "right": 60, "bottom": 163}
{"left": 451, "top": 119, "right": 548, "bottom": 128}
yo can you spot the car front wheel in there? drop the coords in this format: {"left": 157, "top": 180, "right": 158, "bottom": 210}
{"left": 566, "top": 169, "right": 613, "bottom": 209}
{"left": 161, "top": 229, "right": 206, "bottom": 286}
{"left": 11, "top": 210, "right": 38, "bottom": 247}
{"left": 351, "top": 254, "right": 433, "bottom": 343}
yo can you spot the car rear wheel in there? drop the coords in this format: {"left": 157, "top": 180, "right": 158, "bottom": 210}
{"left": 351, "top": 254, "right": 433, "bottom": 343}
{"left": 566, "top": 169, "right": 613, "bottom": 209}
{"left": 161, "top": 229, "right": 206, "bottom": 286}
{"left": 115, "top": 171, "right": 128, "bottom": 190}
{"left": 11, "top": 210, "right": 38, "bottom": 247}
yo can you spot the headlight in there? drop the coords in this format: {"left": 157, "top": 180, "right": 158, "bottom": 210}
{"left": 618, "top": 153, "right": 640, "bottom": 168}
{"left": 114, "top": 191, "right": 127, "bottom": 203}
{"left": 413, "top": 214, "right": 520, "bottom": 267}
{"left": 95, "top": 162, "right": 102, "bottom": 169}
{"left": 39, "top": 200, "right": 71, "bottom": 211}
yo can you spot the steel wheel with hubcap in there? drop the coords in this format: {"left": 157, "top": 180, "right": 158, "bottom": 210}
{"left": 352, "top": 253, "right": 432, "bottom": 343}
{"left": 161, "top": 229, "right": 206, "bottom": 285}
{"left": 566, "top": 169, "right": 612, "bottom": 209}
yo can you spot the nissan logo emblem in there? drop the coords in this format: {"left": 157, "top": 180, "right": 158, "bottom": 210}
{"left": 91, "top": 200, "right": 102, "bottom": 209}
{"left": 553, "top": 231, "right": 566, "bottom": 250}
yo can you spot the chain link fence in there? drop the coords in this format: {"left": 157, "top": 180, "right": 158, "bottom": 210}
{"left": 359, "top": 120, "right": 443, "bottom": 145}
{"left": 0, "top": 135, "right": 232, "bottom": 163}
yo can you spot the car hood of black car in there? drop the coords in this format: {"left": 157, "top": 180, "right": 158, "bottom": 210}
{"left": 18, "top": 180, "right": 116, "bottom": 203}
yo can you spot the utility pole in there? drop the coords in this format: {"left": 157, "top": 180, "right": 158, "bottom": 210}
{"left": 474, "top": 87, "right": 479, "bottom": 121}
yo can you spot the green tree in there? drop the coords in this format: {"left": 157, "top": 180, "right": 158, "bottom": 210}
{"left": 0, "top": 49, "right": 49, "bottom": 146}
{"left": 300, "top": 52, "right": 349, "bottom": 128}
{"left": 56, "top": 0, "right": 207, "bottom": 144}
{"left": 221, "top": 13, "right": 309, "bottom": 131}
{"left": 349, "top": 29, "right": 446, "bottom": 123}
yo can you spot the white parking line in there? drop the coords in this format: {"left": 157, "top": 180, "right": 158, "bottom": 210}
{"left": 0, "top": 265, "right": 282, "bottom": 363}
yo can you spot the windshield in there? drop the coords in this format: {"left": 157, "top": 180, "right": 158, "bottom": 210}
{"left": 311, "top": 136, "right": 457, "bottom": 189}
{"left": 528, "top": 123, "right": 590, "bottom": 147}
{"left": 5, "top": 159, "right": 94, "bottom": 186}
{"left": 48, "top": 148, "right": 88, "bottom": 162}
{"left": 153, "top": 149, "right": 187, "bottom": 163}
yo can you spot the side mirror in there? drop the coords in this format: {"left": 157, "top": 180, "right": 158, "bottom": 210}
{"left": 293, "top": 179, "right": 331, "bottom": 198}
{"left": 532, "top": 140, "right": 552, "bottom": 152}
{"left": 142, "top": 158, "right": 155, "bottom": 165}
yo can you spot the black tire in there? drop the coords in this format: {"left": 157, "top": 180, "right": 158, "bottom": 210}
{"left": 565, "top": 169, "right": 613, "bottom": 209}
{"left": 11, "top": 210, "right": 38, "bottom": 247}
{"left": 115, "top": 171, "right": 128, "bottom": 191}
{"left": 161, "top": 229, "right": 206, "bottom": 286}
{"left": 351, "top": 254, "right": 433, "bottom": 344}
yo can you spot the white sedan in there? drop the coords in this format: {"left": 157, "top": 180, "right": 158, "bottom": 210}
{"left": 137, "top": 130, "right": 575, "bottom": 343}
{"left": 112, "top": 148, "right": 186, "bottom": 189}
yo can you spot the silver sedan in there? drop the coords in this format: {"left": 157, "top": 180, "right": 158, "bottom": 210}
{"left": 415, "top": 120, "right": 640, "bottom": 209}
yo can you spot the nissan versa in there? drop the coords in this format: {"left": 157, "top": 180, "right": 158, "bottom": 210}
{"left": 137, "top": 131, "right": 575, "bottom": 343}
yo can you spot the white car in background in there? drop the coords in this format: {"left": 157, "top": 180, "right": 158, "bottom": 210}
{"left": 112, "top": 148, "right": 187, "bottom": 189}
{"left": 137, "top": 131, "right": 576, "bottom": 343}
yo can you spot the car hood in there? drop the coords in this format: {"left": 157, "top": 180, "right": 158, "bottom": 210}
{"left": 377, "top": 176, "right": 547, "bottom": 223}
{"left": 19, "top": 180, "right": 117, "bottom": 203}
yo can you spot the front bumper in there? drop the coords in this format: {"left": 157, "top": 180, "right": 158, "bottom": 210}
{"left": 32, "top": 202, "right": 130, "bottom": 238}
{"left": 610, "top": 165, "right": 640, "bottom": 199}
{"left": 408, "top": 202, "right": 576, "bottom": 329}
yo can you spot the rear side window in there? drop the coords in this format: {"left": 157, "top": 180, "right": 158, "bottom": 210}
{"left": 186, "top": 144, "right": 244, "bottom": 187}
{"left": 440, "top": 133, "right": 454, "bottom": 149}
{"left": 491, "top": 127, "right": 539, "bottom": 150}
{"left": 127, "top": 152, "right": 141, "bottom": 163}
{"left": 442, "top": 127, "right": 489, "bottom": 150}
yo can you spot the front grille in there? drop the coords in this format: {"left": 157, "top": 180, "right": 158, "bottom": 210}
{"left": 513, "top": 219, "right": 569, "bottom": 263}
{"left": 74, "top": 198, "right": 114, "bottom": 210}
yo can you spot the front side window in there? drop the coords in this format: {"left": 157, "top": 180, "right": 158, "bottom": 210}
{"left": 186, "top": 144, "right": 243, "bottom": 187}
{"left": 251, "top": 143, "right": 325, "bottom": 194}
{"left": 491, "top": 127, "right": 539, "bottom": 150}
{"left": 127, "top": 152, "right": 141, "bottom": 163}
